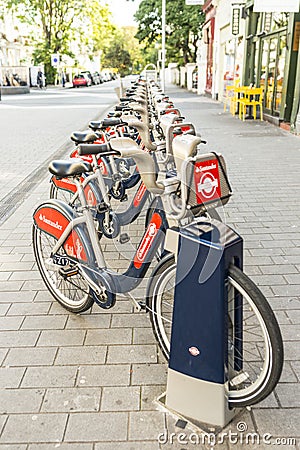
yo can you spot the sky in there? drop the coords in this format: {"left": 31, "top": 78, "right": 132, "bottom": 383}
{"left": 106, "top": 0, "right": 142, "bottom": 26}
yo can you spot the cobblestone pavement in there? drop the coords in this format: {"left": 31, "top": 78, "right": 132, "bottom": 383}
{"left": 0, "top": 84, "right": 299, "bottom": 449}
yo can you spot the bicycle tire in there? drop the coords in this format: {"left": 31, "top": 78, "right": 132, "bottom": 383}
{"left": 33, "top": 225, "right": 94, "bottom": 313}
{"left": 147, "top": 256, "right": 283, "bottom": 407}
{"left": 49, "top": 183, "right": 74, "bottom": 204}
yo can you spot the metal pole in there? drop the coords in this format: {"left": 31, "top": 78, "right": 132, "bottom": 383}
{"left": 161, "top": 0, "right": 166, "bottom": 92}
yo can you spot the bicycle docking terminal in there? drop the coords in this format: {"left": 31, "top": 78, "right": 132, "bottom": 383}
{"left": 162, "top": 219, "right": 243, "bottom": 427}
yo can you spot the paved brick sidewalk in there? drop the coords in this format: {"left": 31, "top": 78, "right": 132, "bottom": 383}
{"left": 0, "top": 85, "right": 299, "bottom": 449}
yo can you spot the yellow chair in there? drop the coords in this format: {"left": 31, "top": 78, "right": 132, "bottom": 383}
{"left": 229, "top": 79, "right": 241, "bottom": 116}
{"left": 223, "top": 79, "right": 240, "bottom": 115}
{"left": 238, "top": 87, "right": 263, "bottom": 121}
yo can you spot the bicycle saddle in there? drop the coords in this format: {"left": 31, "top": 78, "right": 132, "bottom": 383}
{"left": 71, "top": 131, "right": 98, "bottom": 144}
{"left": 49, "top": 159, "right": 92, "bottom": 178}
{"left": 120, "top": 97, "right": 147, "bottom": 105}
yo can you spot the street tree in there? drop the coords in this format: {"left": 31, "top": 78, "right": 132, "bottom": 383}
{"left": 134, "top": 0, "right": 204, "bottom": 65}
{"left": 101, "top": 28, "right": 132, "bottom": 76}
{"left": 120, "top": 26, "right": 144, "bottom": 73}
{"left": 4, "top": 0, "right": 113, "bottom": 83}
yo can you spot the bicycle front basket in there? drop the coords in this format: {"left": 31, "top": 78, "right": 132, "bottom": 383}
{"left": 185, "top": 152, "right": 232, "bottom": 212}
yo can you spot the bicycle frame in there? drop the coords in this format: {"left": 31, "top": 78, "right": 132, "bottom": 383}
{"left": 42, "top": 176, "right": 168, "bottom": 299}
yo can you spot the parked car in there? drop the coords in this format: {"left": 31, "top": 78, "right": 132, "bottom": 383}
{"left": 101, "top": 72, "right": 109, "bottom": 82}
{"left": 79, "top": 71, "right": 93, "bottom": 85}
{"left": 92, "top": 72, "right": 101, "bottom": 84}
{"left": 92, "top": 72, "right": 100, "bottom": 84}
{"left": 97, "top": 72, "right": 104, "bottom": 84}
{"left": 72, "top": 73, "right": 91, "bottom": 87}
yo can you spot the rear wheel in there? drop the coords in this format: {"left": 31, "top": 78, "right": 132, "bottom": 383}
{"left": 147, "top": 256, "right": 283, "bottom": 407}
{"left": 33, "top": 225, "right": 94, "bottom": 312}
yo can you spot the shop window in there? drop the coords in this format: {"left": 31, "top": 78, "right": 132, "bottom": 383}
{"left": 271, "top": 12, "right": 289, "bottom": 31}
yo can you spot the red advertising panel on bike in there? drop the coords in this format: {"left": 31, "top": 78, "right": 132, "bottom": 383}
{"left": 133, "top": 182, "right": 147, "bottom": 207}
{"left": 194, "top": 159, "right": 222, "bottom": 204}
{"left": 134, "top": 212, "right": 162, "bottom": 269}
{"left": 33, "top": 206, "right": 87, "bottom": 262}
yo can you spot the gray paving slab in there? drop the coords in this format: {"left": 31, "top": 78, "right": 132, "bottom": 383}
{"left": 101, "top": 386, "right": 140, "bottom": 411}
{"left": 0, "top": 83, "right": 299, "bottom": 447}
{"left": 36, "top": 329, "right": 86, "bottom": 346}
{"left": 41, "top": 387, "right": 101, "bottom": 412}
{"left": 0, "top": 445, "right": 27, "bottom": 450}
{"left": 76, "top": 364, "right": 131, "bottom": 387}
{"left": 4, "top": 347, "right": 57, "bottom": 366}
{"left": 0, "top": 330, "right": 39, "bottom": 347}
{"left": 21, "top": 365, "right": 77, "bottom": 388}
{"left": 0, "top": 388, "right": 45, "bottom": 413}
{"left": 55, "top": 345, "right": 107, "bottom": 365}
{"left": 107, "top": 344, "right": 157, "bottom": 364}
{"left": 0, "top": 413, "right": 68, "bottom": 443}
{"left": 29, "top": 445, "right": 92, "bottom": 450}
{"left": 129, "top": 410, "right": 166, "bottom": 441}
{"left": 85, "top": 328, "right": 132, "bottom": 345}
{"left": 253, "top": 408, "right": 300, "bottom": 437}
{"left": 0, "top": 367, "right": 26, "bottom": 388}
{"left": 65, "top": 412, "right": 128, "bottom": 442}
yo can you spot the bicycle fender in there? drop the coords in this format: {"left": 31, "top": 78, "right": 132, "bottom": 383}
{"left": 50, "top": 176, "right": 103, "bottom": 207}
{"left": 33, "top": 199, "right": 96, "bottom": 265}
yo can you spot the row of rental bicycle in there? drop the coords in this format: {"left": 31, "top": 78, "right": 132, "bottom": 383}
{"left": 33, "top": 76, "right": 283, "bottom": 408}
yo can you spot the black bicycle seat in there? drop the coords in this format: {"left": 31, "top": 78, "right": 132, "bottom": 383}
{"left": 70, "top": 131, "right": 98, "bottom": 144}
{"left": 49, "top": 159, "right": 92, "bottom": 178}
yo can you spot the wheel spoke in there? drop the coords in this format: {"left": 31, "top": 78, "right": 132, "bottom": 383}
{"left": 149, "top": 258, "right": 282, "bottom": 407}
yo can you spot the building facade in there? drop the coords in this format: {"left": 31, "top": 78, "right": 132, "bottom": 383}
{"left": 0, "top": 11, "right": 31, "bottom": 86}
{"left": 197, "top": 0, "right": 300, "bottom": 131}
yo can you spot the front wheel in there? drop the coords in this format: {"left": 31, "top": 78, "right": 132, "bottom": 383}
{"left": 33, "top": 225, "right": 94, "bottom": 313}
{"left": 147, "top": 256, "right": 283, "bottom": 407}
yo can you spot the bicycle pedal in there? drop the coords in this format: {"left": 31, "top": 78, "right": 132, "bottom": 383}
{"left": 120, "top": 194, "right": 128, "bottom": 202}
{"left": 119, "top": 233, "right": 130, "bottom": 244}
{"left": 59, "top": 266, "right": 79, "bottom": 278}
{"left": 97, "top": 203, "right": 109, "bottom": 214}
{"left": 138, "top": 301, "right": 146, "bottom": 310}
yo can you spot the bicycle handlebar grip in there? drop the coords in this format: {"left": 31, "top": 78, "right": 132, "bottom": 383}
{"left": 78, "top": 143, "right": 112, "bottom": 156}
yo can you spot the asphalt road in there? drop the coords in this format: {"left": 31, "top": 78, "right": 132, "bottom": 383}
{"left": 0, "top": 82, "right": 119, "bottom": 202}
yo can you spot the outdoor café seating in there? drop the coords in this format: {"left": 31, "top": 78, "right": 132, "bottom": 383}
{"left": 224, "top": 83, "right": 263, "bottom": 121}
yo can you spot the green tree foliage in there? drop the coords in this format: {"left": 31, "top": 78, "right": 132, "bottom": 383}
{"left": 79, "top": 0, "right": 115, "bottom": 56}
{"left": 102, "top": 26, "right": 146, "bottom": 75}
{"left": 120, "top": 26, "right": 144, "bottom": 73}
{"left": 4, "top": 0, "right": 113, "bottom": 83}
{"left": 134, "top": 0, "right": 204, "bottom": 65}
{"left": 102, "top": 28, "right": 132, "bottom": 76}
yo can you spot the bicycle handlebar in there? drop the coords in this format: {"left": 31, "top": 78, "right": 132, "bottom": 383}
{"left": 78, "top": 143, "right": 121, "bottom": 157}
{"left": 109, "top": 137, "right": 164, "bottom": 194}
